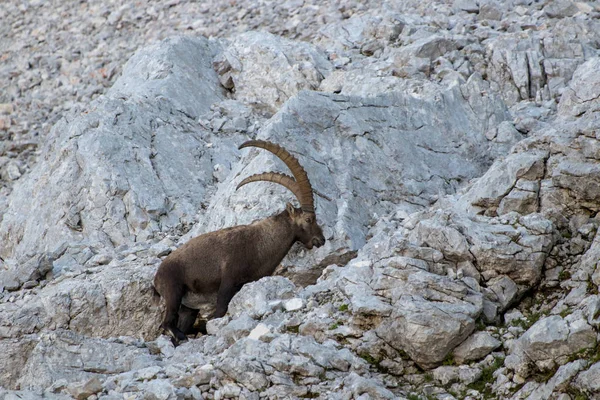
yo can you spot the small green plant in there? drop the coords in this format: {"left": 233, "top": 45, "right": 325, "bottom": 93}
{"left": 328, "top": 322, "right": 339, "bottom": 330}
{"left": 566, "top": 386, "right": 589, "bottom": 400}
{"left": 529, "top": 311, "right": 542, "bottom": 325}
{"left": 567, "top": 348, "right": 588, "bottom": 363}
{"left": 442, "top": 353, "right": 455, "bottom": 366}
{"left": 591, "top": 345, "right": 600, "bottom": 363}
{"left": 532, "top": 365, "right": 558, "bottom": 383}
{"left": 476, "top": 318, "right": 487, "bottom": 331}
{"left": 559, "top": 308, "right": 573, "bottom": 318}
{"left": 467, "top": 357, "right": 504, "bottom": 398}
{"left": 558, "top": 270, "right": 571, "bottom": 280}
{"left": 286, "top": 325, "right": 300, "bottom": 334}
{"left": 567, "top": 345, "right": 600, "bottom": 364}
{"left": 587, "top": 278, "right": 599, "bottom": 294}
{"left": 299, "top": 392, "right": 319, "bottom": 399}
{"left": 509, "top": 382, "right": 525, "bottom": 395}
{"left": 511, "top": 311, "right": 544, "bottom": 330}
{"left": 338, "top": 304, "right": 349, "bottom": 312}
{"left": 510, "top": 319, "right": 528, "bottom": 329}
{"left": 359, "top": 352, "right": 379, "bottom": 365}
{"left": 358, "top": 350, "right": 390, "bottom": 374}
{"left": 397, "top": 348, "right": 411, "bottom": 360}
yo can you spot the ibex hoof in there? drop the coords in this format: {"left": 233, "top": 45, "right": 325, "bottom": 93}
{"left": 165, "top": 326, "right": 188, "bottom": 346}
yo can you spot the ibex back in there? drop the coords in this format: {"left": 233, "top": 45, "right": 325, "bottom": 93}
{"left": 153, "top": 140, "right": 326, "bottom": 344}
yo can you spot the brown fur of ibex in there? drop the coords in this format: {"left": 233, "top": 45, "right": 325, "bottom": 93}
{"left": 153, "top": 140, "right": 325, "bottom": 344}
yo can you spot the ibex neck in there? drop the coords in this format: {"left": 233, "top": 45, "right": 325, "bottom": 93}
{"left": 252, "top": 210, "right": 296, "bottom": 276}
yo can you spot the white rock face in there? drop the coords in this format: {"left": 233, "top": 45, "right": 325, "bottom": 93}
{"left": 453, "top": 331, "right": 502, "bottom": 364}
{"left": 2, "top": 0, "right": 600, "bottom": 399}
{"left": 16, "top": 330, "right": 157, "bottom": 391}
{"left": 192, "top": 74, "right": 514, "bottom": 285}
{"left": 329, "top": 257, "right": 483, "bottom": 369}
{"left": 574, "top": 361, "right": 600, "bottom": 396}
{"left": 214, "top": 31, "right": 333, "bottom": 113}
{"left": 509, "top": 315, "right": 597, "bottom": 373}
{"left": 511, "top": 360, "right": 588, "bottom": 400}
{"left": 227, "top": 276, "right": 297, "bottom": 320}
{"left": 0, "top": 36, "right": 231, "bottom": 290}
{"left": 248, "top": 323, "right": 271, "bottom": 340}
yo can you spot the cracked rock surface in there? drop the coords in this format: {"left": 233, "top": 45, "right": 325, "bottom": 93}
{"left": 2, "top": 0, "right": 600, "bottom": 399}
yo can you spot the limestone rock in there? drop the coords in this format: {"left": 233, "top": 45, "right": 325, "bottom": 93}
{"left": 457, "top": 150, "right": 548, "bottom": 216}
{"left": 453, "top": 331, "right": 502, "bottom": 364}
{"left": 574, "top": 361, "right": 600, "bottom": 395}
{"left": 0, "top": 261, "right": 161, "bottom": 341}
{"left": 16, "top": 330, "right": 156, "bottom": 390}
{"left": 454, "top": 0, "right": 479, "bottom": 13}
{"left": 214, "top": 31, "right": 332, "bottom": 114}
{"left": 317, "top": 10, "right": 405, "bottom": 53}
{"left": 214, "top": 335, "right": 365, "bottom": 394}
{"left": 558, "top": 57, "right": 600, "bottom": 117}
{"left": 0, "top": 36, "right": 230, "bottom": 286}
{"left": 0, "top": 390, "right": 71, "bottom": 400}
{"left": 342, "top": 372, "right": 398, "bottom": 399}
{"left": 511, "top": 360, "right": 588, "bottom": 400}
{"left": 227, "top": 276, "right": 297, "bottom": 320}
{"left": 327, "top": 248, "right": 483, "bottom": 369}
{"left": 431, "top": 365, "right": 482, "bottom": 386}
{"left": 516, "top": 315, "right": 596, "bottom": 371}
{"left": 0, "top": 336, "right": 38, "bottom": 389}
{"left": 213, "top": 314, "right": 258, "bottom": 345}
{"left": 66, "top": 376, "right": 103, "bottom": 400}
{"left": 544, "top": 1, "right": 580, "bottom": 18}
{"left": 193, "top": 75, "right": 514, "bottom": 285}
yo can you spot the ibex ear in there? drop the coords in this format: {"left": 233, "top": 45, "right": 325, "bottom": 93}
{"left": 286, "top": 202, "right": 297, "bottom": 217}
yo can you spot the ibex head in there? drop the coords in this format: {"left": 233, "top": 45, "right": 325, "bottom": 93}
{"left": 237, "top": 140, "right": 326, "bottom": 249}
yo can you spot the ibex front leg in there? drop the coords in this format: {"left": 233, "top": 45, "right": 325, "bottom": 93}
{"left": 214, "top": 279, "right": 241, "bottom": 318}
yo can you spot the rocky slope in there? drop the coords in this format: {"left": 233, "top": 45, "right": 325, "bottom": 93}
{"left": 1, "top": 0, "right": 600, "bottom": 399}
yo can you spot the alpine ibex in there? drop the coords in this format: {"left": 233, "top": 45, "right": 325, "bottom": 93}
{"left": 153, "top": 140, "right": 326, "bottom": 343}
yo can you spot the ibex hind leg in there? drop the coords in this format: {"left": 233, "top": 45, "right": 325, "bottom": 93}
{"left": 160, "top": 285, "right": 188, "bottom": 345}
{"left": 177, "top": 304, "right": 200, "bottom": 335}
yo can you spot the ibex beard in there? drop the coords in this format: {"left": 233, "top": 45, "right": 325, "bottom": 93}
{"left": 153, "top": 140, "right": 326, "bottom": 344}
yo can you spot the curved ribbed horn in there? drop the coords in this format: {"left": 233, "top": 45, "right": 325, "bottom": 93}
{"left": 236, "top": 173, "right": 307, "bottom": 208}
{"left": 239, "top": 140, "right": 315, "bottom": 213}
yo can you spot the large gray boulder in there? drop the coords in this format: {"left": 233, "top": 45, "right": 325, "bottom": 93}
{"left": 0, "top": 260, "right": 161, "bottom": 341}
{"left": 213, "top": 335, "right": 367, "bottom": 397}
{"left": 191, "top": 73, "right": 515, "bottom": 285}
{"left": 452, "top": 331, "right": 502, "bottom": 364}
{"left": 16, "top": 330, "right": 156, "bottom": 391}
{"left": 0, "top": 36, "right": 230, "bottom": 290}
{"left": 507, "top": 315, "right": 597, "bottom": 375}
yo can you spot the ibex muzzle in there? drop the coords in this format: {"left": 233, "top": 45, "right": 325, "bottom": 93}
{"left": 153, "top": 140, "right": 325, "bottom": 344}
